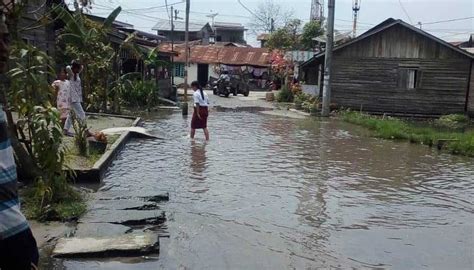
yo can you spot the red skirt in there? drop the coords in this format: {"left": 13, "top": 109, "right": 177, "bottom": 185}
{"left": 191, "top": 106, "right": 209, "bottom": 129}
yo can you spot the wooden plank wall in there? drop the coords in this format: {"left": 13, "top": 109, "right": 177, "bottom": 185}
{"left": 331, "top": 58, "right": 471, "bottom": 115}
{"left": 468, "top": 61, "right": 474, "bottom": 116}
{"left": 337, "top": 24, "right": 465, "bottom": 60}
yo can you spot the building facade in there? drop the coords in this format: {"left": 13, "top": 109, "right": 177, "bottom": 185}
{"left": 302, "top": 19, "right": 474, "bottom": 116}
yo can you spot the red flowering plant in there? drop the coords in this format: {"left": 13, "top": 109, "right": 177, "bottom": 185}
{"left": 270, "top": 50, "right": 294, "bottom": 90}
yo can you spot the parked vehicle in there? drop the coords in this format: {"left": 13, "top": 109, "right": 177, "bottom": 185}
{"left": 230, "top": 75, "right": 250, "bottom": 97}
{"left": 209, "top": 75, "right": 250, "bottom": 97}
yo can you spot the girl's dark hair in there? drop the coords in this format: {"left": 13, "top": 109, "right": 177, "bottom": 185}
{"left": 71, "top": 61, "right": 81, "bottom": 70}
{"left": 191, "top": 81, "right": 204, "bottom": 100}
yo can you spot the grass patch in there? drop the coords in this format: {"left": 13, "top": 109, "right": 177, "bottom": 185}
{"left": 21, "top": 186, "right": 86, "bottom": 222}
{"left": 340, "top": 110, "right": 474, "bottom": 157}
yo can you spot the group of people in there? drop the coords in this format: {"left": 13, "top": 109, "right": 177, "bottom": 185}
{"left": 51, "top": 62, "right": 86, "bottom": 135}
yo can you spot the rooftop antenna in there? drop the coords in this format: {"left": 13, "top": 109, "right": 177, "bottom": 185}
{"left": 352, "top": 0, "right": 361, "bottom": 38}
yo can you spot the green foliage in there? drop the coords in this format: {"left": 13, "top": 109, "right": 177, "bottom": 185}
{"left": 55, "top": 5, "right": 122, "bottom": 111}
{"left": 8, "top": 42, "right": 78, "bottom": 218}
{"left": 265, "top": 20, "right": 323, "bottom": 50}
{"left": 72, "top": 113, "right": 89, "bottom": 156}
{"left": 300, "top": 20, "right": 324, "bottom": 50}
{"left": 23, "top": 186, "right": 86, "bottom": 222}
{"left": 340, "top": 110, "right": 474, "bottom": 157}
{"left": 121, "top": 80, "right": 158, "bottom": 108}
{"left": 276, "top": 86, "right": 294, "bottom": 102}
{"left": 294, "top": 93, "right": 320, "bottom": 114}
{"left": 435, "top": 114, "right": 470, "bottom": 130}
{"left": 266, "top": 28, "right": 296, "bottom": 50}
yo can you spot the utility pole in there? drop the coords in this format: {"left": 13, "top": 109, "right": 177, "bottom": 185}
{"left": 321, "top": 0, "right": 335, "bottom": 117}
{"left": 206, "top": 12, "right": 219, "bottom": 43}
{"left": 270, "top": 18, "right": 275, "bottom": 33}
{"left": 170, "top": 6, "right": 175, "bottom": 85}
{"left": 352, "top": 0, "right": 360, "bottom": 38}
{"left": 182, "top": 0, "right": 190, "bottom": 115}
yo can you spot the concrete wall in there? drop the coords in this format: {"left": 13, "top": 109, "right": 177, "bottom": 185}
{"left": 174, "top": 64, "right": 198, "bottom": 85}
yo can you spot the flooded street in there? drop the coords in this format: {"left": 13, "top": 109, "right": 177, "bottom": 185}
{"left": 61, "top": 108, "right": 473, "bottom": 270}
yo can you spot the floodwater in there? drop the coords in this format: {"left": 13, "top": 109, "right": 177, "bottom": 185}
{"left": 61, "top": 110, "right": 473, "bottom": 270}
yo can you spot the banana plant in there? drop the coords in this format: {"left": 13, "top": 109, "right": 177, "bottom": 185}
{"left": 54, "top": 5, "right": 122, "bottom": 110}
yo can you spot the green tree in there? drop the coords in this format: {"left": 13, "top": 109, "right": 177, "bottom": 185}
{"left": 300, "top": 20, "right": 324, "bottom": 50}
{"left": 265, "top": 28, "right": 295, "bottom": 50}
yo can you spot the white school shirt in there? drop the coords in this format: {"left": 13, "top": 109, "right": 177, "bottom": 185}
{"left": 193, "top": 90, "right": 209, "bottom": 107}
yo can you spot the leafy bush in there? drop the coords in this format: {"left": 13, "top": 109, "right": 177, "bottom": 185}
{"left": 121, "top": 80, "right": 158, "bottom": 108}
{"left": 435, "top": 114, "right": 470, "bottom": 130}
{"left": 72, "top": 113, "right": 89, "bottom": 156}
{"left": 276, "top": 86, "right": 294, "bottom": 102}
{"left": 8, "top": 42, "right": 84, "bottom": 220}
{"left": 294, "top": 93, "right": 320, "bottom": 114}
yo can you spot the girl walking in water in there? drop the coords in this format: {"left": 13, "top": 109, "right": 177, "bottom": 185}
{"left": 190, "top": 81, "right": 210, "bottom": 140}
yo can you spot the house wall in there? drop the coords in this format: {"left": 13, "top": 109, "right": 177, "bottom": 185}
{"left": 174, "top": 63, "right": 198, "bottom": 85}
{"left": 330, "top": 57, "right": 471, "bottom": 115}
{"left": 19, "top": 0, "right": 55, "bottom": 58}
{"left": 216, "top": 30, "right": 245, "bottom": 43}
{"left": 327, "top": 24, "right": 472, "bottom": 115}
{"left": 337, "top": 24, "right": 466, "bottom": 60}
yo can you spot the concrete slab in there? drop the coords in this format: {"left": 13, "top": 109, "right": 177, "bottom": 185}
{"left": 52, "top": 233, "right": 159, "bottom": 258}
{"left": 87, "top": 200, "right": 160, "bottom": 211}
{"left": 29, "top": 221, "right": 74, "bottom": 248}
{"left": 80, "top": 210, "right": 166, "bottom": 226}
{"left": 74, "top": 223, "right": 132, "bottom": 238}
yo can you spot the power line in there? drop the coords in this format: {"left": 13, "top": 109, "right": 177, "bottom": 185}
{"left": 236, "top": 0, "right": 265, "bottom": 23}
{"left": 398, "top": 0, "right": 413, "bottom": 24}
{"left": 421, "top": 16, "right": 474, "bottom": 25}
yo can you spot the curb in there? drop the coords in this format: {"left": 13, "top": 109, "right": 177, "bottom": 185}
{"left": 70, "top": 116, "right": 142, "bottom": 183}
{"left": 289, "top": 108, "right": 311, "bottom": 117}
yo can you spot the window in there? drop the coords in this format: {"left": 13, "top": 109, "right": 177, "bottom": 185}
{"left": 398, "top": 68, "right": 422, "bottom": 89}
{"left": 174, "top": 63, "right": 185, "bottom": 77}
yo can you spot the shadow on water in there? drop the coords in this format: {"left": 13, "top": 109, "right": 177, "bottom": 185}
{"left": 57, "top": 110, "right": 474, "bottom": 270}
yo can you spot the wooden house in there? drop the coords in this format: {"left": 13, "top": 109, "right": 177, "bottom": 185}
{"left": 301, "top": 18, "right": 474, "bottom": 116}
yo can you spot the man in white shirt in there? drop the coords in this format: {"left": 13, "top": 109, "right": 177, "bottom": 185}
{"left": 218, "top": 70, "right": 230, "bottom": 83}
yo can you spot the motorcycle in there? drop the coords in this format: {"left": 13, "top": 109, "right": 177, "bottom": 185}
{"left": 212, "top": 79, "right": 231, "bottom": 98}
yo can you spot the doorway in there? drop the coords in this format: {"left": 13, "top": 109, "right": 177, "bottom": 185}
{"left": 197, "top": 64, "right": 209, "bottom": 88}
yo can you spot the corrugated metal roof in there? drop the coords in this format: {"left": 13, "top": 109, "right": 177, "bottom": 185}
{"left": 213, "top": 22, "right": 246, "bottom": 31}
{"left": 160, "top": 44, "right": 271, "bottom": 67}
{"left": 152, "top": 20, "right": 209, "bottom": 32}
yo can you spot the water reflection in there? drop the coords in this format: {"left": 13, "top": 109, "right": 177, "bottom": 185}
{"left": 190, "top": 141, "right": 207, "bottom": 178}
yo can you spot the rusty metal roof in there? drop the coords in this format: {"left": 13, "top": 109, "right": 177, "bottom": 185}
{"left": 159, "top": 44, "right": 271, "bottom": 67}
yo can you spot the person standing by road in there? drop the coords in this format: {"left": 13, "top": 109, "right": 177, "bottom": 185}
{"left": 52, "top": 67, "right": 71, "bottom": 128}
{"left": 0, "top": 11, "right": 39, "bottom": 270}
{"left": 63, "top": 60, "right": 86, "bottom": 135}
{"left": 190, "top": 81, "right": 210, "bottom": 141}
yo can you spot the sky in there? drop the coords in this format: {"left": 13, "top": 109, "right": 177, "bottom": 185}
{"left": 69, "top": 0, "right": 474, "bottom": 47}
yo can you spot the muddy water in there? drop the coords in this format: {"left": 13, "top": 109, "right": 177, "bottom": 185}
{"left": 63, "top": 111, "right": 473, "bottom": 270}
